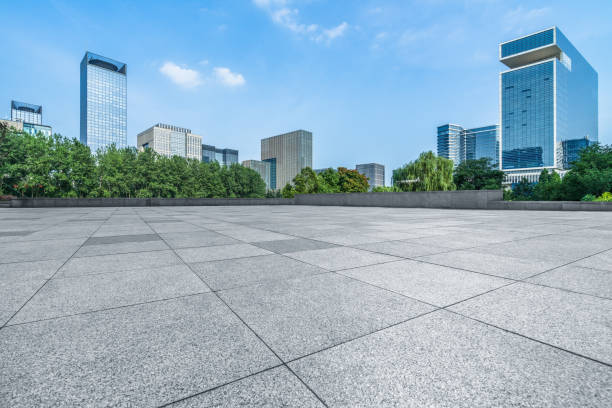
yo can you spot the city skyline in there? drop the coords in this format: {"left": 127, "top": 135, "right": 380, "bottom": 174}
{"left": 1, "top": 1, "right": 611, "bottom": 185}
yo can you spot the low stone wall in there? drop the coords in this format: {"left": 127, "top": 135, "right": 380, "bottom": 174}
{"left": 487, "top": 200, "right": 612, "bottom": 211}
{"left": 9, "top": 197, "right": 294, "bottom": 208}
{"left": 294, "top": 190, "right": 502, "bottom": 209}
{"left": 7, "top": 191, "right": 612, "bottom": 211}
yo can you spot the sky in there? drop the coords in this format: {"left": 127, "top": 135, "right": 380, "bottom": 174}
{"left": 1, "top": 0, "right": 611, "bottom": 185}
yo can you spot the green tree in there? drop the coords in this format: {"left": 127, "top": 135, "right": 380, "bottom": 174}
{"left": 453, "top": 158, "right": 504, "bottom": 190}
{"left": 559, "top": 144, "right": 612, "bottom": 200}
{"left": 337, "top": 167, "right": 369, "bottom": 192}
{"left": 372, "top": 186, "right": 401, "bottom": 192}
{"left": 533, "top": 169, "right": 562, "bottom": 201}
{"left": 291, "top": 167, "right": 320, "bottom": 194}
{"left": 392, "top": 151, "right": 454, "bottom": 192}
{"left": 510, "top": 177, "right": 535, "bottom": 201}
{"left": 281, "top": 183, "right": 295, "bottom": 198}
{"left": 317, "top": 168, "right": 341, "bottom": 193}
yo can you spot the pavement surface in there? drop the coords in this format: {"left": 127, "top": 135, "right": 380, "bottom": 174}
{"left": 0, "top": 205, "right": 611, "bottom": 407}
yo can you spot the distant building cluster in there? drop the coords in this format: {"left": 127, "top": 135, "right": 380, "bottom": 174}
{"left": 1, "top": 101, "right": 52, "bottom": 138}
{"left": 438, "top": 27, "right": 598, "bottom": 184}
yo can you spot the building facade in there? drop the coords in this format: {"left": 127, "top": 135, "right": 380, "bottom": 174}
{"left": 500, "top": 27, "right": 597, "bottom": 178}
{"left": 261, "top": 130, "right": 312, "bottom": 190}
{"left": 437, "top": 124, "right": 500, "bottom": 167}
{"left": 202, "top": 144, "right": 239, "bottom": 166}
{"left": 0, "top": 119, "right": 23, "bottom": 131}
{"left": 9, "top": 101, "right": 52, "bottom": 136}
{"left": 80, "top": 52, "right": 127, "bottom": 152}
{"left": 137, "top": 124, "right": 202, "bottom": 160}
{"left": 11, "top": 101, "right": 42, "bottom": 125}
{"left": 356, "top": 163, "right": 385, "bottom": 190}
{"left": 242, "top": 160, "right": 272, "bottom": 190}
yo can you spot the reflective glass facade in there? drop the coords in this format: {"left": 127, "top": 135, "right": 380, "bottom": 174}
{"left": 80, "top": 52, "right": 127, "bottom": 152}
{"left": 242, "top": 160, "right": 272, "bottom": 190}
{"left": 438, "top": 124, "right": 499, "bottom": 167}
{"left": 501, "top": 29, "right": 554, "bottom": 58}
{"left": 263, "top": 158, "right": 277, "bottom": 190}
{"left": 201, "top": 144, "right": 239, "bottom": 166}
{"left": 11, "top": 101, "right": 42, "bottom": 125}
{"left": 23, "top": 123, "right": 52, "bottom": 137}
{"left": 500, "top": 27, "right": 597, "bottom": 171}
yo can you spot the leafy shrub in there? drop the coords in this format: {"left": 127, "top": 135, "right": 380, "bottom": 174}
{"left": 580, "top": 194, "right": 596, "bottom": 202}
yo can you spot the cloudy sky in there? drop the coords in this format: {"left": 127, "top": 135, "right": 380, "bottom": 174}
{"left": 1, "top": 0, "right": 610, "bottom": 184}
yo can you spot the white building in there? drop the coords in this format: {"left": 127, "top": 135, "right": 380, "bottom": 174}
{"left": 137, "top": 123, "right": 202, "bottom": 160}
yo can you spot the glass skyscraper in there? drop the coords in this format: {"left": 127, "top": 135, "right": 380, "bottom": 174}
{"left": 500, "top": 27, "right": 597, "bottom": 177}
{"left": 11, "top": 101, "right": 42, "bottom": 125}
{"left": 437, "top": 124, "right": 500, "bottom": 167}
{"left": 80, "top": 52, "right": 127, "bottom": 152}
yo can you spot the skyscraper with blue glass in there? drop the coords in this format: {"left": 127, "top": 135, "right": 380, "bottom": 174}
{"left": 437, "top": 124, "right": 500, "bottom": 167}
{"left": 500, "top": 27, "right": 597, "bottom": 183}
{"left": 80, "top": 52, "right": 127, "bottom": 152}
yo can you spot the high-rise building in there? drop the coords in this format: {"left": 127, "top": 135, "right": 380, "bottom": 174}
{"left": 137, "top": 124, "right": 202, "bottom": 160}
{"left": 500, "top": 27, "right": 597, "bottom": 182}
{"left": 11, "top": 101, "right": 42, "bottom": 125}
{"left": 242, "top": 160, "right": 272, "bottom": 190}
{"left": 261, "top": 130, "right": 312, "bottom": 190}
{"left": 437, "top": 124, "right": 500, "bottom": 167}
{"left": 80, "top": 52, "right": 127, "bottom": 152}
{"left": 356, "top": 163, "right": 385, "bottom": 190}
{"left": 201, "top": 144, "right": 239, "bottom": 166}
{"left": 10, "top": 101, "right": 52, "bottom": 137}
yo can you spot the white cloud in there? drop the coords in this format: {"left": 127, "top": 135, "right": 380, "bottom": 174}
{"left": 253, "top": 0, "right": 346, "bottom": 43}
{"left": 214, "top": 67, "right": 246, "bottom": 87}
{"left": 159, "top": 62, "right": 202, "bottom": 88}
{"left": 503, "top": 6, "right": 551, "bottom": 33}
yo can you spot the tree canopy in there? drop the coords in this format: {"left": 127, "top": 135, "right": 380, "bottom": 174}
{"left": 280, "top": 166, "right": 369, "bottom": 197}
{"left": 392, "top": 151, "right": 454, "bottom": 192}
{"left": 453, "top": 158, "right": 504, "bottom": 190}
{"left": 0, "top": 128, "right": 266, "bottom": 198}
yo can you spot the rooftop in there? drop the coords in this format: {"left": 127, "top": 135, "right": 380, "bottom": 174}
{"left": 1, "top": 206, "right": 610, "bottom": 406}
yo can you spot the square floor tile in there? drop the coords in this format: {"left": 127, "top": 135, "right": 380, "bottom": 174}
{"left": 176, "top": 244, "right": 272, "bottom": 263}
{"left": 159, "top": 230, "right": 239, "bottom": 249}
{"left": 354, "top": 240, "right": 449, "bottom": 258}
{"left": 0, "top": 238, "right": 85, "bottom": 264}
{"left": 253, "top": 238, "right": 338, "bottom": 254}
{"left": 340, "top": 260, "right": 510, "bottom": 307}
{"left": 527, "top": 265, "right": 612, "bottom": 298}
{"left": 191, "top": 254, "right": 327, "bottom": 290}
{"left": 0, "top": 294, "right": 280, "bottom": 407}
{"left": 9, "top": 264, "right": 210, "bottom": 324}
{"left": 218, "top": 273, "right": 434, "bottom": 360}
{"left": 57, "top": 250, "right": 183, "bottom": 277}
{"left": 286, "top": 247, "right": 399, "bottom": 271}
{"left": 289, "top": 311, "right": 612, "bottom": 407}
{"left": 449, "top": 283, "right": 612, "bottom": 364}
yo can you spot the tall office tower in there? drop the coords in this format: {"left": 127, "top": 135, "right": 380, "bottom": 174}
{"left": 500, "top": 27, "right": 597, "bottom": 183}
{"left": 202, "top": 144, "right": 239, "bottom": 166}
{"left": 437, "top": 124, "right": 500, "bottom": 167}
{"left": 242, "top": 160, "right": 272, "bottom": 190}
{"left": 137, "top": 124, "right": 202, "bottom": 160}
{"left": 10, "top": 100, "right": 53, "bottom": 137}
{"left": 80, "top": 52, "right": 127, "bottom": 152}
{"left": 261, "top": 130, "right": 312, "bottom": 190}
{"left": 437, "top": 124, "right": 464, "bottom": 166}
{"left": 356, "top": 163, "right": 385, "bottom": 190}
{"left": 11, "top": 101, "right": 42, "bottom": 124}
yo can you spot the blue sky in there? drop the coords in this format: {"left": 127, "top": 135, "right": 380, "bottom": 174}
{"left": 1, "top": 0, "right": 611, "bottom": 184}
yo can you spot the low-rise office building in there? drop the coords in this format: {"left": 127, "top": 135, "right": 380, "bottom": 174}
{"left": 9, "top": 101, "right": 52, "bottom": 137}
{"left": 356, "top": 163, "right": 385, "bottom": 190}
{"left": 242, "top": 160, "right": 272, "bottom": 190}
{"left": 137, "top": 123, "right": 202, "bottom": 160}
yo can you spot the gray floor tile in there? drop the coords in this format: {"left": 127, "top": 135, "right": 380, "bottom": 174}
{"left": 340, "top": 260, "right": 510, "bottom": 307}
{"left": 215, "top": 228, "right": 297, "bottom": 243}
{"left": 176, "top": 244, "right": 272, "bottom": 263}
{"left": 57, "top": 250, "right": 183, "bottom": 277}
{"left": 160, "top": 230, "right": 239, "bottom": 249}
{"left": 218, "top": 273, "right": 434, "bottom": 360}
{"left": 73, "top": 240, "right": 170, "bottom": 257}
{"left": 286, "top": 246, "right": 400, "bottom": 271}
{"left": 0, "top": 279, "right": 46, "bottom": 326}
{"left": 191, "top": 254, "right": 327, "bottom": 290}
{"left": 289, "top": 311, "right": 612, "bottom": 407}
{"left": 170, "top": 366, "right": 324, "bottom": 407}
{"left": 0, "top": 260, "right": 64, "bottom": 281}
{"left": 9, "top": 264, "right": 210, "bottom": 324}
{"left": 527, "top": 265, "right": 612, "bottom": 298}
{"left": 354, "top": 240, "right": 449, "bottom": 258}
{"left": 253, "top": 238, "right": 338, "bottom": 254}
{"left": 450, "top": 283, "right": 612, "bottom": 364}
{"left": 83, "top": 233, "right": 161, "bottom": 246}
{"left": 573, "top": 249, "right": 612, "bottom": 272}
{"left": 0, "top": 238, "right": 85, "bottom": 264}
{"left": 419, "top": 249, "right": 562, "bottom": 279}
{"left": 0, "top": 294, "right": 280, "bottom": 407}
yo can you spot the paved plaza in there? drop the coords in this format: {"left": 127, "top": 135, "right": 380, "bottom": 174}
{"left": 0, "top": 205, "right": 611, "bottom": 407}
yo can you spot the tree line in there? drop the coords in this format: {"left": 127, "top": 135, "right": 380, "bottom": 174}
{"left": 0, "top": 126, "right": 265, "bottom": 198}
